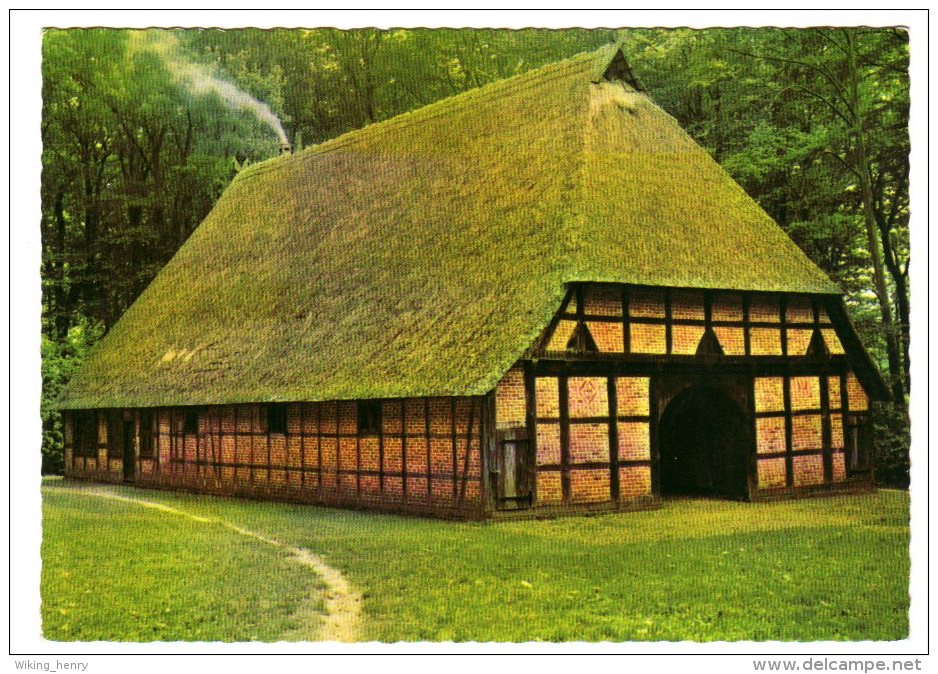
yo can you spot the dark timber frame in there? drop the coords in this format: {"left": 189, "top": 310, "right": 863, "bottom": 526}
{"left": 65, "top": 396, "right": 487, "bottom": 519}
{"left": 61, "top": 281, "right": 883, "bottom": 519}
{"left": 517, "top": 281, "right": 882, "bottom": 510}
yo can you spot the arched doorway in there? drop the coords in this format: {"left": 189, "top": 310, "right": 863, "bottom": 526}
{"left": 659, "top": 386, "right": 750, "bottom": 499}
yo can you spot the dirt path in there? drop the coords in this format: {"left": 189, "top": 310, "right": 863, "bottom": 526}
{"left": 51, "top": 484, "right": 362, "bottom": 642}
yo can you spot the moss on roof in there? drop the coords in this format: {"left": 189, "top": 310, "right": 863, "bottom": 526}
{"left": 58, "top": 44, "right": 842, "bottom": 409}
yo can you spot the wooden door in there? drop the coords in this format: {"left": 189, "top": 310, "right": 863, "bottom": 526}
{"left": 496, "top": 428, "right": 532, "bottom": 509}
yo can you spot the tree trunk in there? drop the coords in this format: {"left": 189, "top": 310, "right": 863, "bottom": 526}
{"left": 53, "top": 190, "right": 70, "bottom": 338}
{"left": 893, "top": 270, "right": 911, "bottom": 394}
{"left": 855, "top": 141, "right": 904, "bottom": 405}
{"left": 847, "top": 32, "right": 905, "bottom": 406}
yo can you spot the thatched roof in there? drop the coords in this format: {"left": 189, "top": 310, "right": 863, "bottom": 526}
{"left": 59, "top": 44, "right": 844, "bottom": 410}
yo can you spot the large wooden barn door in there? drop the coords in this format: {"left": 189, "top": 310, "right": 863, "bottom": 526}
{"left": 656, "top": 377, "right": 753, "bottom": 500}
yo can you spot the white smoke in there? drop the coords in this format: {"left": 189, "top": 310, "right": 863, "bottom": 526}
{"left": 133, "top": 30, "right": 288, "bottom": 144}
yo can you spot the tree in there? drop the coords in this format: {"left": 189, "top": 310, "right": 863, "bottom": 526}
{"left": 39, "top": 28, "right": 911, "bottom": 478}
{"left": 723, "top": 28, "right": 910, "bottom": 405}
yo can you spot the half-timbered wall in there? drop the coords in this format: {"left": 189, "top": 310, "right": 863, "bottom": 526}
{"left": 544, "top": 285, "right": 845, "bottom": 359}
{"left": 63, "top": 411, "right": 123, "bottom": 483}
{"left": 494, "top": 365, "right": 526, "bottom": 431}
{"left": 532, "top": 374, "right": 652, "bottom": 505}
{"left": 492, "top": 282, "right": 877, "bottom": 510}
{"left": 493, "top": 364, "right": 654, "bottom": 509}
{"left": 64, "top": 281, "right": 876, "bottom": 518}
{"left": 753, "top": 374, "right": 853, "bottom": 490}
{"left": 64, "top": 396, "right": 486, "bottom": 517}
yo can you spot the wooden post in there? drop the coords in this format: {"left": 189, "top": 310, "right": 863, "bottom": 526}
{"left": 249, "top": 407, "right": 255, "bottom": 484}
{"left": 216, "top": 408, "right": 223, "bottom": 479}
{"left": 450, "top": 397, "right": 458, "bottom": 500}
{"left": 523, "top": 361, "right": 537, "bottom": 506}
{"left": 357, "top": 413, "right": 363, "bottom": 499}
{"left": 317, "top": 404, "right": 323, "bottom": 492}
{"left": 840, "top": 372, "right": 851, "bottom": 472}
{"left": 209, "top": 410, "right": 218, "bottom": 479}
{"left": 233, "top": 406, "right": 239, "bottom": 482}
{"left": 136, "top": 410, "right": 142, "bottom": 478}
{"left": 559, "top": 376, "right": 571, "bottom": 503}
{"left": 155, "top": 409, "right": 161, "bottom": 475}
{"left": 379, "top": 401, "right": 386, "bottom": 494}
{"left": 181, "top": 411, "right": 187, "bottom": 477}
{"left": 266, "top": 406, "right": 273, "bottom": 484}
{"left": 815, "top": 299, "right": 833, "bottom": 483}
{"left": 424, "top": 398, "right": 432, "bottom": 504}
{"left": 401, "top": 400, "right": 408, "bottom": 502}
{"left": 458, "top": 399, "right": 476, "bottom": 506}
{"left": 649, "top": 377, "right": 661, "bottom": 496}
{"left": 196, "top": 409, "right": 202, "bottom": 478}
{"left": 607, "top": 376, "right": 620, "bottom": 502}
{"left": 746, "top": 377, "right": 759, "bottom": 496}
{"left": 284, "top": 405, "right": 290, "bottom": 487}
{"left": 481, "top": 391, "right": 496, "bottom": 512}
{"left": 783, "top": 375, "right": 794, "bottom": 488}
{"left": 335, "top": 403, "right": 341, "bottom": 494}
{"left": 300, "top": 403, "right": 306, "bottom": 489}
{"left": 622, "top": 286, "right": 631, "bottom": 354}
{"left": 664, "top": 287, "right": 673, "bottom": 356}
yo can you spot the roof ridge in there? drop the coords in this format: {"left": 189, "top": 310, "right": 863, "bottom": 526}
{"left": 237, "top": 45, "right": 616, "bottom": 182}
{"left": 564, "top": 77, "right": 647, "bottom": 284}
{"left": 560, "top": 70, "right": 595, "bottom": 284}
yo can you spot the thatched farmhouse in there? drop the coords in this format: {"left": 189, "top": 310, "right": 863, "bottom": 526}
{"left": 57, "top": 44, "right": 887, "bottom": 518}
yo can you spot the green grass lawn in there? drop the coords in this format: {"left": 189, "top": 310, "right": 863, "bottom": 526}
{"left": 41, "top": 479, "right": 909, "bottom": 642}
{"left": 41, "top": 486, "right": 324, "bottom": 642}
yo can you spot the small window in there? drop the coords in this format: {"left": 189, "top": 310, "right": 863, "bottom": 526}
{"left": 139, "top": 410, "right": 154, "bottom": 459}
{"left": 74, "top": 411, "right": 98, "bottom": 458}
{"left": 357, "top": 400, "right": 382, "bottom": 435}
{"left": 268, "top": 403, "right": 288, "bottom": 435}
{"left": 183, "top": 410, "right": 199, "bottom": 435}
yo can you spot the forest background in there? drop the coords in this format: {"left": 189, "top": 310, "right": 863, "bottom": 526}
{"left": 38, "top": 27, "right": 912, "bottom": 486}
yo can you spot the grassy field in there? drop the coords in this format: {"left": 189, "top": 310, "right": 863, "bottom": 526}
{"left": 41, "top": 479, "right": 909, "bottom": 642}
{"left": 41, "top": 486, "right": 324, "bottom": 642}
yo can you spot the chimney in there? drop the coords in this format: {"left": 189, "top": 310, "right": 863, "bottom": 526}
{"left": 279, "top": 140, "right": 292, "bottom": 156}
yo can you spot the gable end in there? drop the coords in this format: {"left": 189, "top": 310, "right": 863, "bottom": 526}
{"left": 593, "top": 46, "right": 646, "bottom": 92}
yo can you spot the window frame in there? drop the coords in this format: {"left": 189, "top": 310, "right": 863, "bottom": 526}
{"left": 357, "top": 400, "right": 382, "bottom": 436}
{"left": 183, "top": 409, "right": 199, "bottom": 435}
{"left": 74, "top": 411, "right": 99, "bottom": 458}
{"left": 267, "top": 403, "right": 288, "bottom": 435}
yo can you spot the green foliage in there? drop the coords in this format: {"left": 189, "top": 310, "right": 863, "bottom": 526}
{"left": 41, "top": 28, "right": 275, "bottom": 333}
{"left": 40, "top": 319, "right": 103, "bottom": 474}
{"left": 42, "top": 481, "right": 909, "bottom": 641}
{"left": 41, "top": 28, "right": 911, "bottom": 475}
{"left": 873, "top": 405, "right": 911, "bottom": 489}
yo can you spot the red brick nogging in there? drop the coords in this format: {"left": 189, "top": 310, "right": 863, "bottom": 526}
{"left": 754, "top": 374, "right": 858, "bottom": 489}
{"left": 64, "top": 396, "right": 486, "bottom": 517}
{"left": 522, "top": 373, "right": 653, "bottom": 508}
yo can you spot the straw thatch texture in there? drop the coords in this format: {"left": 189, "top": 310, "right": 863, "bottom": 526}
{"left": 59, "top": 45, "right": 841, "bottom": 409}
